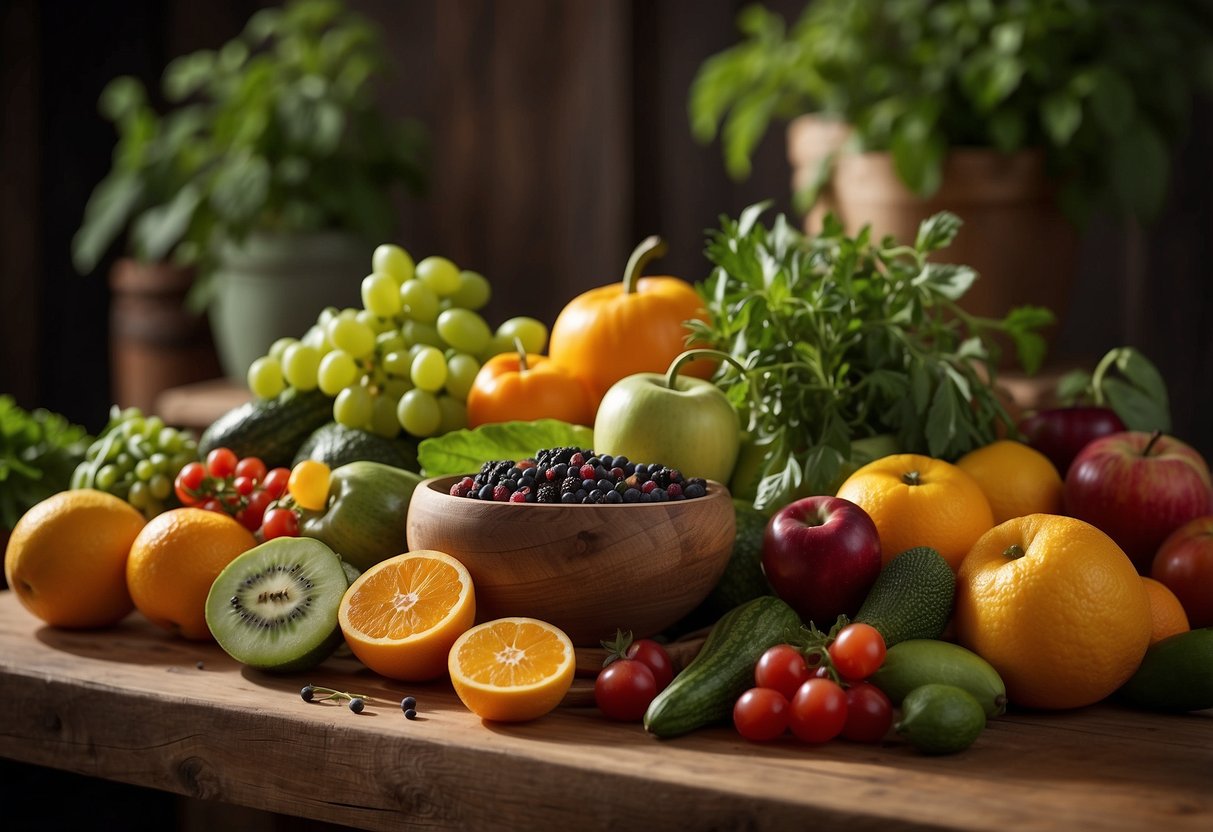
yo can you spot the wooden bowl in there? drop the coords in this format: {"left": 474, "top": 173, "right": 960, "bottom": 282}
{"left": 405, "top": 476, "right": 736, "bottom": 645}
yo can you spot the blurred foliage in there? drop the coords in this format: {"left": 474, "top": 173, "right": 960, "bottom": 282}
{"left": 689, "top": 0, "right": 1213, "bottom": 223}
{"left": 0, "top": 397, "right": 91, "bottom": 532}
{"left": 73, "top": 0, "right": 428, "bottom": 303}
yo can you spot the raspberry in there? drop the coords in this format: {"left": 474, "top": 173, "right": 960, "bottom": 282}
{"left": 492, "top": 484, "right": 510, "bottom": 501}
{"left": 509, "top": 490, "right": 528, "bottom": 503}
{"left": 569, "top": 452, "right": 585, "bottom": 467}
{"left": 666, "top": 482, "right": 683, "bottom": 499}
{"left": 641, "top": 480, "right": 657, "bottom": 494}
{"left": 579, "top": 464, "right": 596, "bottom": 480}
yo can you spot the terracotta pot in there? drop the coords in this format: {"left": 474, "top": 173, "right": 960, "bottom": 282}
{"left": 788, "top": 115, "right": 1079, "bottom": 358}
{"left": 108, "top": 259, "right": 221, "bottom": 414}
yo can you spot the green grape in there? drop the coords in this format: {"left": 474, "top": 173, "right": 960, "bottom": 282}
{"left": 382, "top": 377, "right": 413, "bottom": 399}
{"left": 357, "top": 309, "right": 395, "bottom": 335}
{"left": 282, "top": 343, "right": 322, "bottom": 390}
{"left": 400, "top": 319, "right": 444, "bottom": 349}
{"left": 415, "top": 256, "right": 461, "bottom": 297}
{"left": 362, "top": 272, "right": 402, "bottom": 317}
{"left": 318, "top": 350, "right": 359, "bottom": 395}
{"left": 436, "top": 395, "right": 468, "bottom": 434}
{"left": 410, "top": 346, "right": 448, "bottom": 392}
{"left": 326, "top": 316, "right": 375, "bottom": 358}
{"left": 399, "top": 279, "right": 439, "bottom": 324}
{"left": 149, "top": 474, "right": 172, "bottom": 501}
{"left": 381, "top": 350, "right": 412, "bottom": 377}
{"left": 269, "top": 337, "right": 297, "bottom": 362}
{"left": 317, "top": 306, "right": 341, "bottom": 327}
{"left": 334, "top": 384, "right": 373, "bottom": 429}
{"left": 369, "top": 394, "right": 402, "bottom": 438}
{"left": 448, "top": 270, "right": 492, "bottom": 310}
{"left": 95, "top": 464, "right": 119, "bottom": 490}
{"left": 135, "top": 459, "right": 156, "bottom": 481}
{"left": 376, "top": 330, "right": 407, "bottom": 354}
{"left": 372, "top": 244, "right": 415, "bottom": 284}
{"left": 397, "top": 389, "right": 441, "bottom": 437}
{"left": 248, "top": 355, "right": 286, "bottom": 398}
{"left": 302, "top": 325, "right": 330, "bottom": 353}
{"left": 481, "top": 333, "right": 514, "bottom": 361}
{"left": 149, "top": 452, "right": 169, "bottom": 472}
{"left": 121, "top": 415, "right": 145, "bottom": 439}
{"left": 436, "top": 308, "right": 492, "bottom": 355}
{"left": 128, "top": 481, "right": 150, "bottom": 510}
{"left": 444, "top": 353, "right": 480, "bottom": 400}
{"left": 495, "top": 316, "right": 549, "bottom": 355}
{"left": 143, "top": 416, "right": 165, "bottom": 438}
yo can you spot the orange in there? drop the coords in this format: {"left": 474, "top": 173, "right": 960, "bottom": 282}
{"left": 835, "top": 453, "right": 995, "bottom": 571}
{"left": 338, "top": 549, "right": 475, "bottom": 681}
{"left": 126, "top": 508, "right": 257, "bottom": 640}
{"left": 4, "top": 489, "right": 145, "bottom": 628}
{"left": 956, "top": 439, "right": 1064, "bottom": 524}
{"left": 448, "top": 617, "right": 575, "bottom": 722}
{"left": 954, "top": 514, "right": 1152, "bottom": 710}
{"left": 1141, "top": 576, "right": 1190, "bottom": 646}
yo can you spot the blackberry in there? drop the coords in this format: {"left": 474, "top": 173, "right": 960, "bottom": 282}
{"left": 560, "top": 476, "right": 581, "bottom": 495}
{"left": 536, "top": 484, "right": 559, "bottom": 503}
{"left": 479, "top": 459, "right": 514, "bottom": 483}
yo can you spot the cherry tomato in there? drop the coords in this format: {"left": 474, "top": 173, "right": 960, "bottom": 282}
{"left": 199, "top": 498, "right": 224, "bottom": 514}
{"left": 828, "top": 623, "right": 887, "bottom": 681}
{"left": 788, "top": 678, "right": 848, "bottom": 743}
{"left": 234, "top": 456, "right": 267, "bottom": 484}
{"left": 238, "top": 490, "right": 274, "bottom": 532}
{"left": 755, "top": 644, "right": 811, "bottom": 700}
{"left": 626, "top": 639, "right": 675, "bottom": 691}
{"left": 262, "top": 507, "right": 300, "bottom": 540}
{"left": 288, "top": 460, "right": 332, "bottom": 511}
{"left": 262, "top": 467, "right": 291, "bottom": 499}
{"left": 206, "top": 447, "right": 239, "bottom": 479}
{"left": 733, "top": 687, "right": 790, "bottom": 742}
{"left": 233, "top": 476, "right": 257, "bottom": 497}
{"left": 841, "top": 682, "right": 893, "bottom": 743}
{"left": 174, "top": 461, "right": 207, "bottom": 506}
{"left": 594, "top": 659, "right": 657, "bottom": 722}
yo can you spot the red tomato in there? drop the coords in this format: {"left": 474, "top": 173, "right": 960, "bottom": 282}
{"left": 234, "top": 456, "right": 267, "bottom": 484}
{"left": 261, "top": 467, "right": 291, "bottom": 499}
{"left": 755, "top": 644, "right": 811, "bottom": 700}
{"left": 174, "top": 461, "right": 207, "bottom": 506}
{"left": 733, "top": 687, "right": 790, "bottom": 742}
{"left": 206, "top": 447, "right": 239, "bottom": 479}
{"left": 594, "top": 659, "right": 657, "bottom": 722}
{"left": 262, "top": 507, "right": 300, "bottom": 540}
{"left": 626, "top": 639, "right": 675, "bottom": 691}
{"left": 842, "top": 682, "right": 893, "bottom": 743}
{"left": 788, "top": 678, "right": 848, "bottom": 743}
{"left": 233, "top": 476, "right": 257, "bottom": 497}
{"left": 238, "top": 490, "right": 274, "bottom": 532}
{"left": 828, "top": 623, "right": 887, "bottom": 681}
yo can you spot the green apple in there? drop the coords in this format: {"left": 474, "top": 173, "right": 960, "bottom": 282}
{"left": 593, "top": 350, "right": 741, "bottom": 484}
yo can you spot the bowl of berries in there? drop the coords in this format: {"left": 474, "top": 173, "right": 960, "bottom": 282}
{"left": 405, "top": 447, "right": 736, "bottom": 645}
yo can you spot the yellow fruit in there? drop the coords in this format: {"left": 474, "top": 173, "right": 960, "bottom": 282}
{"left": 4, "top": 489, "right": 145, "bottom": 628}
{"left": 1141, "top": 576, "right": 1190, "bottom": 646}
{"left": 338, "top": 549, "right": 475, "bottom": 681}
{"left": 126, "top": 508, "right": 257, "bottom": 640}
{"left": 954, "top": 514, "right": 1152, "bottom": 709}
{"left": 835, "top": 453, "right": 994, "bottom": 571}
{"left": 956, "top": 439, "right": 1063, "bottom": 524}
{"left": 448, "top": 617, "right": 575, "bottom": 722}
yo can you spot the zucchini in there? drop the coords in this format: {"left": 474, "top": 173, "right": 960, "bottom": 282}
{"left": 293, "top": 421, "right": 420, "bottom": 471}
{"left": 199, "top": 388, "right": 333, "bottom": 469}
{"left": 643, "top": 595, "right": 803, "bottom": 738}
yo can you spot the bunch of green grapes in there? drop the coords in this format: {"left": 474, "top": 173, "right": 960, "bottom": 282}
{"left": 70, "top": 407, "right": 201, "bottom": 518}
{"left": 245, "top": 245, "right": 547, "bottom": 439}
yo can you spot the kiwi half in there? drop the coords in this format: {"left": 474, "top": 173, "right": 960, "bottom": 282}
{"left": 205, "top": 537, "right": 349, "bottom": 672}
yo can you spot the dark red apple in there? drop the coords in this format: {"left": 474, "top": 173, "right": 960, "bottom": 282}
{"left": 1151, "top": 516, "right": 1213, "bottom": 628}
{"left": 1017, "top": 406, "right": 1126, "bottom": 476}
{"left": 761, "top": 495, "right": 882, "bottom": 627}
{"left": 1064, "top": 431, "right": 1213, "bottom": 573}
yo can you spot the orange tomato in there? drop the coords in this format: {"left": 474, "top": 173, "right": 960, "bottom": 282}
{"left": 466, "top": 350, "right": 594, "bottom": 428}
{"left": 548, "top": 236, "right": 713, "bottom": 408}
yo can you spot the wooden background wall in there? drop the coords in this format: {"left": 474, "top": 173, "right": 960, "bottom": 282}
{"left": 2, "top": 0, "right": 1211, "bottom": 460}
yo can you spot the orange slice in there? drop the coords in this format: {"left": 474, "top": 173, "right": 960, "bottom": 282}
{"left": 448, "top": 617, "right": 575, "bottom": 722}
{"left": 338, "top": 549, "right": 475, "bottom": 681}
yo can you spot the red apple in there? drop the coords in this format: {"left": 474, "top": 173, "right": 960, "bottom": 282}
{"left": 1151, "top": 516, "right": 1213, "bottom": 628}
{"left": 1017, "top": 406, "right": 1126, "bottom": 476}
{"left": 761, "top": 495, "right": 882, "bottom": 628}
{"left": 1064, "top": 431, "right": 1213, "bottom": 573}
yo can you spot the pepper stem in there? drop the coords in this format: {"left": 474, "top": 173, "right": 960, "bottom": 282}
{"left": 622, "top": 236, "right": 668, "bottom": 295}
{"left": 664, "top": 348, "right": 748, "bottom": 389}
{"left": 514, "top": 337, "right": 529, "bottom": 373}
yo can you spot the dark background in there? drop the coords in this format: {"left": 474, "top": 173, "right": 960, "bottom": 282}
{"left": 1, "top": 0, "right": 1211, "bottom": 459}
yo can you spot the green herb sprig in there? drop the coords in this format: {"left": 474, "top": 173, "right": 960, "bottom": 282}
{"left": 0, "top": 398, "right": 92, "bottom": 531}
{"left": 689, "top": 203, "right": 1053, "bottom": 511}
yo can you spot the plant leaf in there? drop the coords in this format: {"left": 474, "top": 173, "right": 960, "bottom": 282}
{"left": 915, "top": 212, "right": 964, "bottom": 253}
{"left": 130, "top": 185, "right": 201, "bottom": 262}
{"left": 416, "top": 419, "right": 595, "bottom": 477}
{"left": 1101, "top": 377, "right": 1171, "bottom": 433}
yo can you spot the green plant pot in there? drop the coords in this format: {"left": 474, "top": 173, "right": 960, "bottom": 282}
{"left": 209, "top": 231, "right": 368, "bottom": 381}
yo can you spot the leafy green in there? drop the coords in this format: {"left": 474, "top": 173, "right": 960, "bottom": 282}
{"left": 690, "top": 204, "right": 1053, "bottom": 512}
{"left": 0, "top": 398, "right": 92, "bottom": 531}
{"left": 417, "top": 420, "right": 595, "bottom": 478}
{"left": 1056, "top": 347, "right": 1171, "bottom": 432}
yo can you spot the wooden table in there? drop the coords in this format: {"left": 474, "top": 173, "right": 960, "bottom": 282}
{"left": 0, "top": 591, "right": 1209, "bottom": 831}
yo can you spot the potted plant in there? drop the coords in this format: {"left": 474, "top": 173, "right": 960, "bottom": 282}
{"left": 73, "top": 0, "right": 428, "bottom": 382}
{"left": 689, "top": 0, "right": 1213, "bottom": 334}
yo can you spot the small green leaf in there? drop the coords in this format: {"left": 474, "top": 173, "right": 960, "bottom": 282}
{"left": 915, "top": 212, "right": 964, "bottom": 253}
{"left": 130, "top": 185, "right": 201, "bottom": 261}
{"left": 1041, "top": 93, "right": 1082, "bottom": 146}
{"left": 416, "top": 419, "right": 595, "bottom": 477}
{"left": 1112, "top": 348, "right": 1169, "bottom": 407}
{"left": 72, "top": 173, "right": 145, "bottom": 273}
{"left": 1101, "top": 378, "right": 1171, "bottom": 433}
{"left": 1056, "top": 370, "right": 1092, "bottom": 404}
{"left": 918, "top": 263, "right": 978, "bottom": 301}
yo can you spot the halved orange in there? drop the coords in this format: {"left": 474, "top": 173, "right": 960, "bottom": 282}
{"left": 448, "top": 617, "right": 575, "bottom": 722}
{"left": 338, "top": 549, "right": 475, "bottom": 681}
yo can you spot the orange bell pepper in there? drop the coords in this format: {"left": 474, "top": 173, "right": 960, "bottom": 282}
{"left": 466, "top": 345, "right": 594, "bottom": 428}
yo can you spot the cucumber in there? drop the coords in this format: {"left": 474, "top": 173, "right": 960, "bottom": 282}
{"left": 199, "top": 388, "right": 333, "bottom": 469}
{"left": 853, "top": 546, "right": 955, "bottom": 647}
{"left": 869, "top": 639, "right": 1008, "bottom": 717}
{"left": 1117, "top": 627, "right": 1213, "bottom": 712}
{"left": 643, "top": 595, "right": 803, "bottom": 738}
{"left": 293, "top": 422, "right": 420, "bottom": 472}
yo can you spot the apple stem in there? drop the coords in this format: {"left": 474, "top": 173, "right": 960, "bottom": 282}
{"left": 1003, "top": 544, "right": 1026, "bottom": 560}
{"left": 514, "top": 337, "right": 529, "bottom": 373}
{"left": 664, "top": 348, "right": 748, "bottom": 389}
{"left": 622, "top": 236, "right": 668, "bottom": 295}
{"left": 1142, "top": 429, "right": 1163, "bottom": 457}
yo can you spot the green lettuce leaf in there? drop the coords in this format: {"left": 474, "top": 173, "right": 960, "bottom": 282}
{"left": 417, "top": 419, "right": 595, "bottom": 477}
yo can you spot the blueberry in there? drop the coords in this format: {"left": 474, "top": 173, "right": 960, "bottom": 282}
{"left": 404, "top": 708, "right": 418, "bottom": 720}
{"left": 605, "top": 489, "right": 623, "bottom": 503}
{"left": 597, "top": 478, "right": 614, "bottom": 491}
{"left": 684, "top": 482, "right": 706, "bottom": 499}
{"left": 401, "top": 696, "right": 417, "bottom": 712}
{"left": 349, "top": 697, "right": 365, "bottom": 714}
{"left": 478, "top": 484, "right": 495, "bottom": 500}
{"left": 561, "top": 492, "right": 578, "bottom": 503}
{"left": 623, "top": 488, "right": 641, "bottom": 502}
{"left": 300, "top": 685, "right": 315, "bottom": 702}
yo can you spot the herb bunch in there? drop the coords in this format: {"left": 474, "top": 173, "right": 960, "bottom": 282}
{"left": 0, "top": 397, "right": 91, "bottom": 532}
{"left": 689, "top": 203, "right": 1053, "bottom": 511}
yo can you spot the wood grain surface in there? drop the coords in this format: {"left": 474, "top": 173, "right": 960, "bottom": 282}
{"left": 1, "top": 592, "right": 1210, "bottom": 831}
